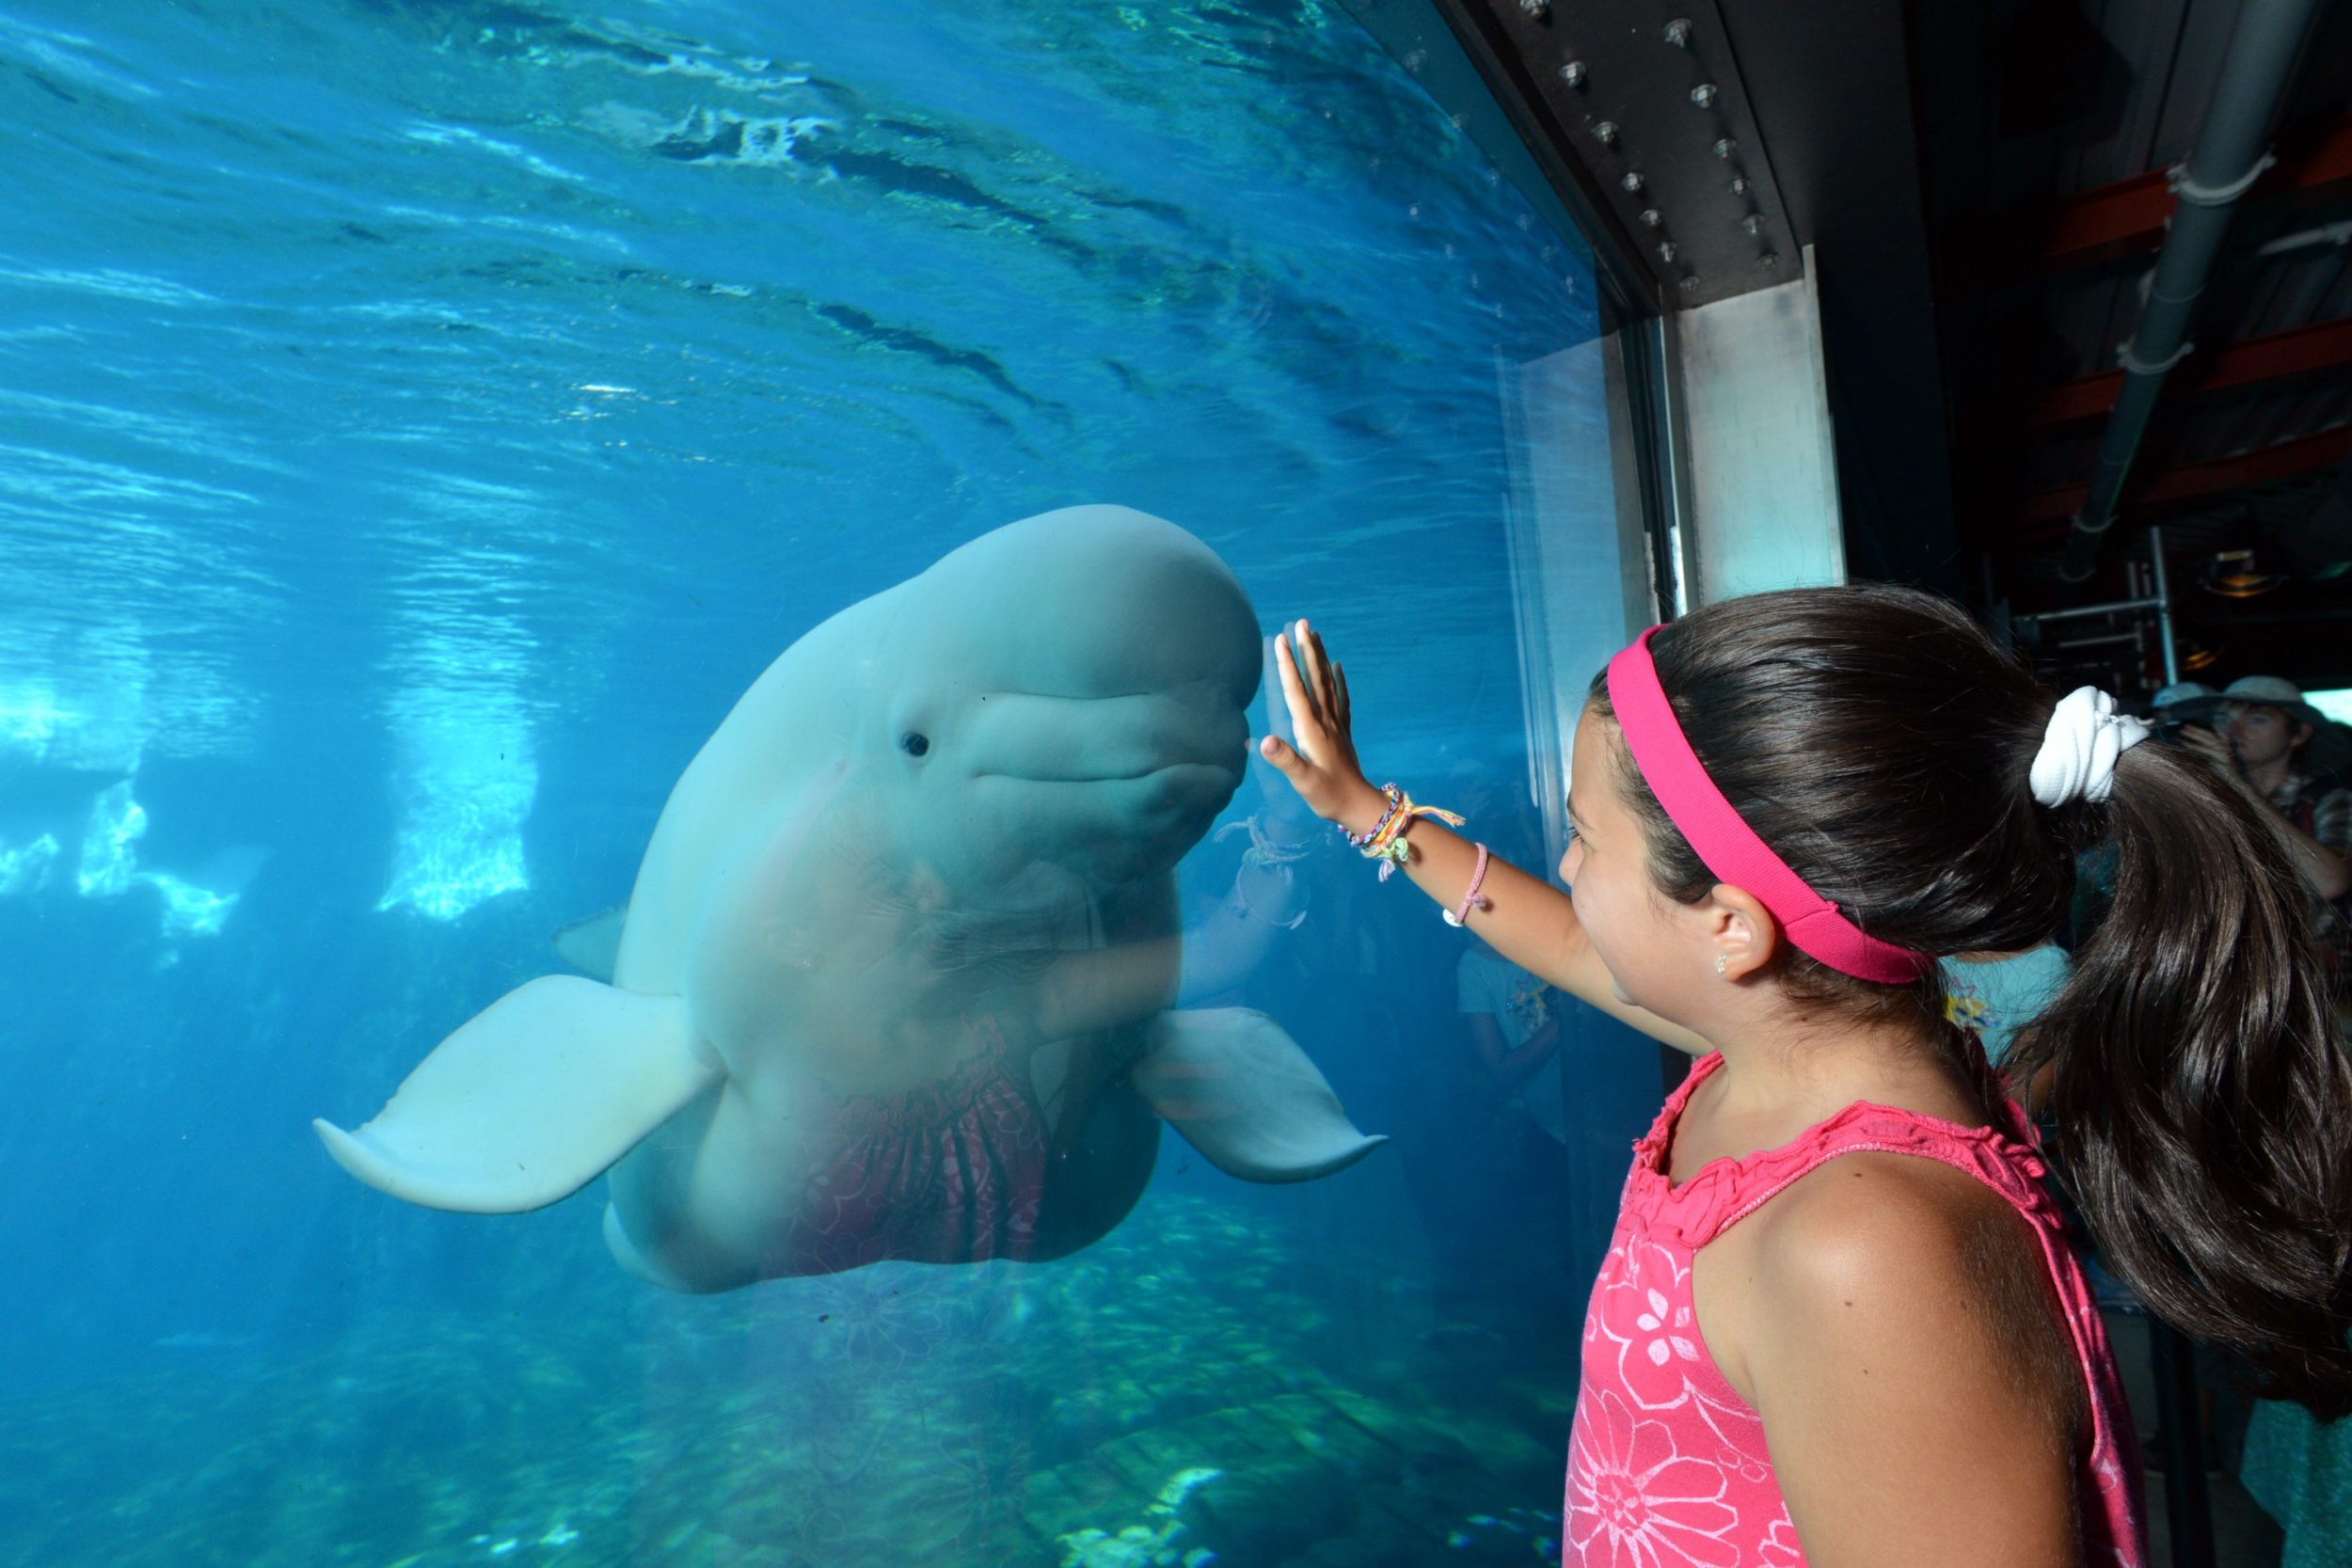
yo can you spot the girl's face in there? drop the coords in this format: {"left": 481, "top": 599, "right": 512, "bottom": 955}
{"left": 1559, "top": 705, "right": 1712, "bottom": 1016}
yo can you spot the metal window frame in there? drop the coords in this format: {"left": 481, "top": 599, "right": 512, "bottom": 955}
{"left": 1335, "top": 0, "right": 1690, "bottom": 624}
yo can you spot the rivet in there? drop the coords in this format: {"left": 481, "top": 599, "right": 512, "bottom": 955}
{"left": 1664, "top": 18, "right": 1693, "bottom": 49}
{"left": 1658, "top": 241, "right": 1677, "bottom": 263}
{"left": 1712, "top": 137, "right": 1737, "bottom": 160}
{"left": 1592, "top": 119, "right": 1619, "bottom": 147}
{"left": 1519, "top": 0, "right": 1548, "bottom": 19}
{"left": 1741, "top": 214, "right": 1764, "bottom": 235}
{"left": 1621, "top": 170, "right": 1645, "bottom": 194}
{"left": 1727, "top": 175, "right": 1749, "bottom": 197}
{"left": 1690, "top": 83, "right": 1719, "bottom": 109}
{"left": 1641, "top": 208, "right": 1663, "bottom": 228}
{"left": 1759, "top": 252, "right": 1779, "bottom": 270}
{"left": 1679, "top": 276, "right": 1701, "bottom": 293}
{"left": 1561, "top": 60, "right": 1587, "bottom": 87}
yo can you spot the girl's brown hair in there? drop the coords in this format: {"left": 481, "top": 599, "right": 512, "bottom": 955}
{"left": 1589, "top": 582, "right": 2352, "bottom": 1417}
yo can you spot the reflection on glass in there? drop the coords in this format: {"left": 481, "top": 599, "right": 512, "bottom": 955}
{"left": 0, "top": 4, "right": 1648, "bottom": 1564}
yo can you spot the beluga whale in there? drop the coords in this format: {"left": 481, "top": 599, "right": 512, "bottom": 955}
{"left": 316, "top": 505, "right": 1385, "bottom": 1291}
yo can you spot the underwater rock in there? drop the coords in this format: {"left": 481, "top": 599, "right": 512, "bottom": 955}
{"left": 1055, "top": 1465, "right": 1223, "bottom": 1568}
{"left": 1023, "top": 1388, "right": 1461, "bottom": 1567}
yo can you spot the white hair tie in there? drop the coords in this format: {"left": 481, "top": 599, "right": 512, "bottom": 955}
{"left": 2030, "top": 687, "right": 2151, "bottom": 806}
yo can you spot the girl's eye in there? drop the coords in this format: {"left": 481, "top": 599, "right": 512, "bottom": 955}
{"left": 900, "top": 732, "right": 930, "bottom": 758}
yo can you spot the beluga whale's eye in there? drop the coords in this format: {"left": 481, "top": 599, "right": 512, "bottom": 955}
{"left": 899, "top": 732, "right": 930, "bottom": 758}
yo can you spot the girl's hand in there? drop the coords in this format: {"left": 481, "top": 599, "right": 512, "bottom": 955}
{"left": 1259, "top": 620, "right": 1386, "bottom": 831}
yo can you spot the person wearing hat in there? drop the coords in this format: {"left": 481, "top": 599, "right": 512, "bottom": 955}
{"left": 2183, "top": 677, "right": 2352, "bottom": 1017}
{"left": 2220, "top": 677, "right": 2352, "bottom": 1568}
{"left": 2214, "top": 676, "right": 2350, "bottom": 903}
{"left": 2147, "top": 680, "right": 2223, "bottom": 738}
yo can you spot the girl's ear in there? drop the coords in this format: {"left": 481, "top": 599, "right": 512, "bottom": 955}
{"left": 1704, "top": 883, "right": 1780, "bottom": 981}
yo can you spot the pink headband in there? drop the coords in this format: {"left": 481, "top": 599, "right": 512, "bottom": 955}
{"left": 1605, "top": 626, "right": 1932, "bottom": 984}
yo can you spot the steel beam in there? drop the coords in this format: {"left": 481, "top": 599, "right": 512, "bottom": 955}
{"left": 1975, "top": 315, "right": 2352, "bottom": 436}
{"left": 1943, "top": 114, "right": 2352, "bottom": 296}
{"left": 1437, "top": 0, "right": 1801, "bottom": 307}
{"left": 2002, "top": 425, "right": 2352, "bottom": 533}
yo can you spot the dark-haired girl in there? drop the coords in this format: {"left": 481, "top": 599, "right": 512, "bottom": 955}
{"left": 1260, "top": 587, "right": 2352, "bottom": 1567}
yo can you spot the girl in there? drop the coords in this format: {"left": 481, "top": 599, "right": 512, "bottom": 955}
{"left": 1258, "top": 586, "right": 2352, "bottom": 1567}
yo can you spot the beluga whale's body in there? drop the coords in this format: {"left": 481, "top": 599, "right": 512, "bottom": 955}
{"left": 317, "top": 506, "right": 1385, "bottom": 1291}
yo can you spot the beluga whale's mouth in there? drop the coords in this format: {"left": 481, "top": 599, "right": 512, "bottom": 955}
{"left": 941, "top": 686, "right": 1248, "bottom": 893}
{"left": 960, "top": 689, "right": 1245, "bottom": 780}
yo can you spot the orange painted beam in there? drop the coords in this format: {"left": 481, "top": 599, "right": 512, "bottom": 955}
{"left": 1945, "top": 116, "right": 2352, "bottom": 294}
{"left": 2005, "top": 424, "right": 2352, "bottom": 531}
{"left": 2002, "top": 315, "right": 2352, "bottom": 433}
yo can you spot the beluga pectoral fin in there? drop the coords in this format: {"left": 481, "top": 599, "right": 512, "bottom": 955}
{"left": 1132, "top": 1007, "right": 1388, "bottom": 1183}
{"left": 551, "top": 902, "right": 629, "bottom": 983}
{"left": 313, "top": 975, "right": 719, "bottom": 1214}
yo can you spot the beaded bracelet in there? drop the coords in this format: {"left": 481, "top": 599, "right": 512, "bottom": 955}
{"left": 1342, "top": 784, "right": 1409, "bottom": 850}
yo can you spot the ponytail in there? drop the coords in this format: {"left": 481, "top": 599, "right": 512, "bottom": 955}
{"left": 2010, "top": 742, "right": 2352, "bottom": 1417}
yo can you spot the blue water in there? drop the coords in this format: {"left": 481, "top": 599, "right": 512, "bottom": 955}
{"left": 0, "top": 3, "right": 1660, "bottom": 1563}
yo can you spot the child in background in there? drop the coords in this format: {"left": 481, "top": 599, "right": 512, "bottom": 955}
{"left": 1259, "top": 587, "right": 2352, "bottom": 1567}
{"left": 1454, "top": 801, "right": 1570, "bottom": 1143}
{"left": 1939, "top": 942, "right": 2069, "bottom": 1065}
{"left": 1457, "top": 936, "right": 1565, "bottom": 1139}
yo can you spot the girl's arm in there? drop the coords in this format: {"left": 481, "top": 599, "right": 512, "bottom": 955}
{"left": 2266, "top": 804, "right": 2352, "bottom": 899}
{"left": 1002, "top": 932, "right": 1184, "bottom": 1050}
{"left": 1178, "top": 883, "right": 1283, "bottom": 1005}
{"left": 1260, "top": 622, "right": 1710, "bottom": 1054}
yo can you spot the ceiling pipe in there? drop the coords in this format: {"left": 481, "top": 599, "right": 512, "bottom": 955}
{"left": 2058, "top": 0, "right": 2327, "bottom": 583}
{"left": 2148, "top": 523, "right": 2180, "bottom": 687}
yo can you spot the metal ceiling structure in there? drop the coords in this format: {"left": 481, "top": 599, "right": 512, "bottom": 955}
{"left": 1413, "top": 0, "right": 2352, "bottom": 696}
{"left": 1436, "top": 1, "right": 1804, "bottom": 307}
{"left": 1924, "top": 0, "right": 2352, "bottom": 693}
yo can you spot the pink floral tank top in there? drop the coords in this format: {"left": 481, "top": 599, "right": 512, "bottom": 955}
{"left": 1563, "top": 1052, "right": 2146, "bottom": 1567}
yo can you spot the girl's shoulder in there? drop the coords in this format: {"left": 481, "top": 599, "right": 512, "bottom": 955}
{"left": 1749, "top": 1143, "right": 2029, "bottom": 1287}
{"left": 1732, "top": 1144, "right": 2082, "bottom": 1413}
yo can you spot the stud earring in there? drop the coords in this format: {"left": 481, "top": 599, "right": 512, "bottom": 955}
{"left": 1715, "top": 954, "right": 1727, "bottom": 976}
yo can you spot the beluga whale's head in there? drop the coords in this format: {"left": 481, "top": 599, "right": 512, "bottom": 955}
{"left": 856, "top": 504, "right": 1260, "bottom": 910}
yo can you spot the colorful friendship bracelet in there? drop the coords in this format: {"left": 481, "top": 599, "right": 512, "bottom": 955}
{"left": 1342, "top": 784, "right": 1409, "bottom": 850}
{"left": 1342, "top": 784, "right": 1467, "bottom": 881}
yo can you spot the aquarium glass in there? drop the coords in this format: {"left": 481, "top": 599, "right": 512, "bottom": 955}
{"left": 0, "top": 2, "right": 1666, "bottom": 1563}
